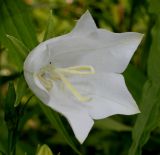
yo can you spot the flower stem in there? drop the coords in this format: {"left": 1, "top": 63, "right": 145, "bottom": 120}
{"left": 7, "top": 129, "right": 16, "bottom": 155}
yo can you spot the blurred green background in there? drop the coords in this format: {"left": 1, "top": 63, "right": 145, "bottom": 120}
{"left": 0, "top": 0, "right": 160, "bottom": 155}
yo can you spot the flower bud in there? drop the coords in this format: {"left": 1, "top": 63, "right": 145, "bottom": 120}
{"left": 37, "top": 144, "right": 53, "bottom": 155}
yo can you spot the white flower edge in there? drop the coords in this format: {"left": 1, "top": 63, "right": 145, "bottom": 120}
{"left": 24, "top": 10, "right": 143, "bottom": 143}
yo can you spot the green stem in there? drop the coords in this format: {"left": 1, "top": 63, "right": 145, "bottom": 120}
{"left": 128, "top": 0, "right": 136, "bottom": 31}
{"left": 7, "top": 129, "right": 13, "bottom": 155}
{"left": 7, "top": 130, "right": 17, "bottom": 155}
{"left": 7, "top": 123, "right": 18, "bottom": 155}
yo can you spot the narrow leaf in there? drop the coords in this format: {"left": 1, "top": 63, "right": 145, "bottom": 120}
{"left": 129, "top": 2, "right": 160, "bottom": 154}
{"left": 0, "top": 0, "right": 38, "bottom": 70}
{"left": 5, "top": 35, "right": 29, "bottom": 70}
{"left": 0, "top": 0, "right": 38, "bottom": 49}
{"left": 4, "top": 82, "right": 16, "bottom": 127}
{"left": 129, "top": 82, "right": 160, "bottom": 155}
{"left": 6, "top": 35, "right": 29, "bottom": 57}
{"left": 43, "top": 10, "right": 55, "bottom": 41}
{"left": 5, "top": 82, "right": 16, "bottom": 112}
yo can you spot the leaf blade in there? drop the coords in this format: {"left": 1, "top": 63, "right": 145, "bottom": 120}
{"left": 43, "top": 10, "right": 55, "bottom": 41}
{"left": 129, "top": 2, "right": 160, "bottom": 154}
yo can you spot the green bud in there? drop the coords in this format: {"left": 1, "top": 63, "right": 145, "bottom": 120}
{"left": 37, "top": 144, "right": 53, "bottom": 155}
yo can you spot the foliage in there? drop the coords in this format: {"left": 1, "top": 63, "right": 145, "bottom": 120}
{"left": 0, "top": 0, "right": 160, "bottom": 154}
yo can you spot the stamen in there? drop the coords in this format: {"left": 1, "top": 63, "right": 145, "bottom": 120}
{"left": 36, "top": 69, "right": 53, "bottom": 90}
{"left": 57, "top": 66, "right": 95, "bottom": 75}
{"left": 36, "top": 64, "right": 95, "bottom": 102}
{"left": 57, "top": 72, "right": 91, "bottom": 102}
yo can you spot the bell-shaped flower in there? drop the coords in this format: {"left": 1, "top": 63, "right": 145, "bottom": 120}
{"left": 24, "top": 11, "right": 143, "bottom": 144}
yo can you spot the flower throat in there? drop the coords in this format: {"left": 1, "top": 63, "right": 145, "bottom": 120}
{"left": 36, "top": 63, "right": 95, "bottom": 102}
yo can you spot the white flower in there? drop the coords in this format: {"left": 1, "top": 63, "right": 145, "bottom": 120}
{"left": 24, "top": 11, "right": 143, "bottom": 144}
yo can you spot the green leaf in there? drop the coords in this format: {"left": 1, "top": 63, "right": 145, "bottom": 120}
{"left": 0, "top": 0, "right": 38, "bottom": 70}
{"left": 39, "top": 103, "right": 82, "bottom": 155}
{"left": 6, "top": 35, "right": 29, "bottom": 57}
{"left": 128, "top": 3, "right": 160, "bottom": 155}
{"left": 4, "top": 82, "right": 16, "bottom": 113}
{"left": 95, "top": 118, "right": 132, "bottom": 132}
{"left": 129, "top": 82, "right": 160, "bottom": 155}
{"left": 15, "top": 75, "right": 28, "bottom": 107}
{"left": 5, "top": 35, "right": 29, "bottom": 71}
{"left": 4, "top": 82, "right": 16, "bottom": 129}
{"left": 124, "top": 64, "right": 146, "bottom": 102}
{"left": 43, "top": 10, "right": 55, "bottom": 41}
{"left": 0, "top": 0, "right": 38, "bottom": 49}
{"left": 147, "top": 17, "right": 160, "bottom": 81}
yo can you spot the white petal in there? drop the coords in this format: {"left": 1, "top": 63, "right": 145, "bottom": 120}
{"left": 28, "top": 11, "right": 143, "bottom": 74}
{"left": 84, "top": 30, "right": 144, "bottom": 73}
{"left": 47, "top": 82, "right": 94, "bottom": 143}
{"left": 24, "top": 43, "right": 50, "bottom": 73}
{"left": 70, "top": 10, "right": 97, "bottom": 35}
{"left": 24, "top": 71, "right": 94, "bottom": 143}
{"left": 46, "top": 30, "right": 143, "bottom": 73}
{"left": 69, "top": 73, "right": 140, "bottom": 119}
{"left": 24, "top": 71, "right": 49, "bottom": 103}
{"left": 25, "top": 11, "right": 143, "bottom": 74}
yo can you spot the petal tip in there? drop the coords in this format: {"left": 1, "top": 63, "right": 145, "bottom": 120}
{"left": 134, "top": 32, "right": 144, "bottom": 43}
{"left": 129, "top": 103, "right": 141, "bottom": 115}
{"left": 135, "top": 107, "right": 141, "bottom": 114}
{"left": 138, "top": 33, "right": 144, "bottom": 40}
{"left": 74, "top": 118, "right": 94, "bottom": 144}
{"left": 70, "top": 10, "right": 97, "bottom": 35}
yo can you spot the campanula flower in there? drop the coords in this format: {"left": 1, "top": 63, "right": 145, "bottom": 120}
{"left": 24, "top": 11, "right": 143, "bottom": 143}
